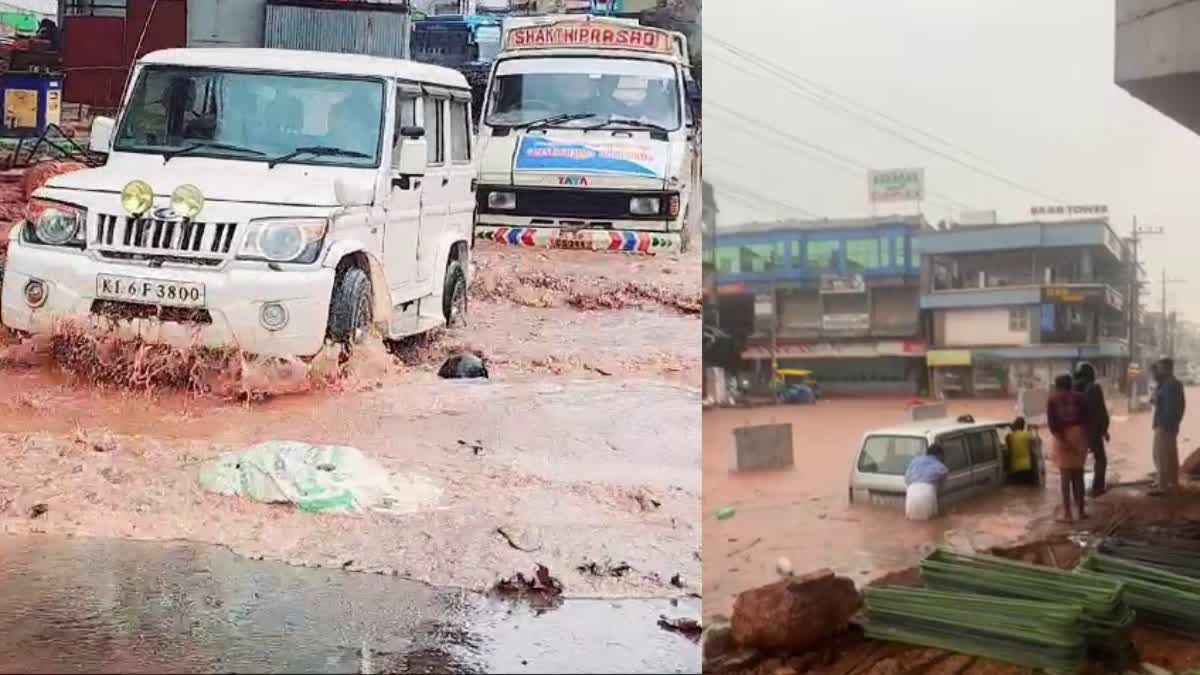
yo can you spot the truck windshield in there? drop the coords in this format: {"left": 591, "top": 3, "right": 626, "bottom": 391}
{"left": 475, "top": 26, "right": 502, "bottom": 62}
{"left": 486, "top": 57, "right": 680, "bottom": 130}
{"left": 114, "top": 66, "right": 384, "bottom": 168}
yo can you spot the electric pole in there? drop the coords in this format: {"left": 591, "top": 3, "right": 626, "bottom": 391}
{"left": 1127, "top": 217, "right": 1162, "bottom": 396}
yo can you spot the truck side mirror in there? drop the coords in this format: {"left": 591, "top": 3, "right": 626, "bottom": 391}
{"left": 90, "top": 116, "right": 114, "bottom": 153}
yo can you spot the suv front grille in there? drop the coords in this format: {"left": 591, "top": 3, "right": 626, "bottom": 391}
{"left": 95, "top": 214, "right": 238, "bottom": 261}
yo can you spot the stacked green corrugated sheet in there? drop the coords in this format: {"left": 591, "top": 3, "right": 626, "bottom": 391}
{"left": 919, "top": 549, "right": 1136, "bottom": 668}
{"left": 863, "top": 586, "right": 1087, "bottom": 675}
{"left": 1076, "top": 552, "right": 1200, "bottom": 638}
{"left": 1099, "top": 536, "right": 1200, "bottom": 578}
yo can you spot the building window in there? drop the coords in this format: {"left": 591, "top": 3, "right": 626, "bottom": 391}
{"left": 846, "top": 237, "right": 881, "bottom": 271}
{"left": 1009, "top": 307, "right": 1029, "bottom": 331}
{"left": 806, "top": 240, "right": 839, "bottom": 272}
{"left": 714, "top": 243, "right": 782, "bottom": 274}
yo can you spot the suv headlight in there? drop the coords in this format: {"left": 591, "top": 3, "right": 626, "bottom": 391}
{"left": 487, "top": 191, "right": 516, "bottom": 210}
{"left": 238, "top": 218, "right": 329, "bottom": 264}
{"left": 25, "top": 198, "right": 86, "bottom": 247}
{"left": 630, "top": 196, "right": 661, "bottom": 215}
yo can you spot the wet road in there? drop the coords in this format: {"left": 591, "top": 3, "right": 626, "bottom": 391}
{"left": 702, "top": 394, "right": 1178, "bottom": 620}
{"left": 0, "top": 535, "right": 700, "bottom": 673}
{"left": 0, "top": 242, "right": 701, "bottom": 668}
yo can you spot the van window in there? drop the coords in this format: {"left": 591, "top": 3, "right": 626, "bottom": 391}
{"left": 968, "top": 430, "right": 999, "bottom": 463}
{"left": 391, "top": 92, "right": 418, "bottom": 170}
{"left": 450, "top": 100, "right": 470, "bottom": 163}
{"left": 857, "top": 435, "right": 926, "bottom": 475}
{"left": 939, "top": 436, "right": 970, "bottom": 471}
{"left": 423, "top": 96, "right": 445, "bottom": 165}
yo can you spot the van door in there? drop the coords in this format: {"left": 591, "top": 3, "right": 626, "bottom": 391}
{"left": 385, "top": 84, "right": 423, "bottom": 300}
{"left": 966, "top": 428, "right": 1004, "bottom": 494}
{"left": 936, "top": 434, "right": 974, "bottom": 506}
{"left": 446, "top": 93, "right": 476, "bottom": 247}
{"left": 418, "top": 91, "right": 451, "bottom": 287}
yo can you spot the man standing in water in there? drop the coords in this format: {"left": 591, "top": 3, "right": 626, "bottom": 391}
{"left": 1074, "top": 363, "right": 1110, "bottom": 496}
{"left": 1152, "top": 357, "right": 1186, "bottom": 496}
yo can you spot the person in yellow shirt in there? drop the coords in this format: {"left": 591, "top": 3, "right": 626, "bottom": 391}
{"left": 1005, "top": 417, "right": 1037, "bottom": 485}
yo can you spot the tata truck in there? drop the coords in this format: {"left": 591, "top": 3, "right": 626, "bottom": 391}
{"left": 473, "top": 15, "right": 702, "bottom": 254}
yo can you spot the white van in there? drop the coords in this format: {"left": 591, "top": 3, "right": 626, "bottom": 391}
{"left": 848, "top": 418, "right": 1046, "bottom": 509}
{"left": 1, "top": 48, "right": 475, "bottom": 358}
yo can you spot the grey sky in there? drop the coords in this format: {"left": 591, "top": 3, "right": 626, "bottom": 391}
{"left": 704, "top": 0, "right": 1200, "bottom": 318}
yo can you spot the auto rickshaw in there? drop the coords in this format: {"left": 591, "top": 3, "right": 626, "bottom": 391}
{"left": 773, "top": 368, "right": 821, "bottom": 401}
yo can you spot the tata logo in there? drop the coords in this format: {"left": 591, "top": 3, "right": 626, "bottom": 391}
{"left": 557, "top": 176, "right": 589, "bottom": 187}
{"left": 152, "top": 206, "right": 181, "bottom": 221}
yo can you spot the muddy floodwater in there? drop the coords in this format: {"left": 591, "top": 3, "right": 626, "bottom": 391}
{"left": 703, "top": 394, "right": 1179, "bottom": 620}
{"left": 0, "top": 535, "right": 700, "bottom": 673}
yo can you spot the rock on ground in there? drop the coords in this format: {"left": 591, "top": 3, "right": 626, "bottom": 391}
{"left": 731, "top": 569, "right": 861, "bottom": 653}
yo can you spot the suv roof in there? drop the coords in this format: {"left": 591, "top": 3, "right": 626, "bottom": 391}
{"left": 139, "top": 49, "right": 471, "bottom": 90}
{"left": 863, "top": 417, "right": 1005, "bottom": 441}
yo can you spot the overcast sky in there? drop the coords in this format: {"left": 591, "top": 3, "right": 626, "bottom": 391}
{"left": 704, "top": 0, "right": 1200, "bottom": 318}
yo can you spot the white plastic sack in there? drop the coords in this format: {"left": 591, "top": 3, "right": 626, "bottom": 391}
{"left": 905, "top": 482, "right": 939, "bottom": 521}
{"left": 198, "top": 441, "right": 439, "bottom": 515}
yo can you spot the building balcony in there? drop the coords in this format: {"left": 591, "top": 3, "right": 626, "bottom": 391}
{"left": 753, "top": 322, "right": 921, "bottom": 341}
{"left": 921, "top": 283, "right": 1125, "bottom": 312}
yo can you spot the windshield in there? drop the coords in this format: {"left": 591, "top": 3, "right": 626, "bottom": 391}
{"left": 857, "top": 435, "right": 927, "bottom": 475}
{"left": 114, "top": 66, "right": 385, "bottom": 168}
{"left": 485, "top": 57, "right": 681, "bottom": 130}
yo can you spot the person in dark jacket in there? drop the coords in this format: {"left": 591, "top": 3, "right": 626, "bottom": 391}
{"left": 1074, "top": 362, "right": 1111, "bottom": 496}
{"left": 1152, "top": 357, "right": 1187, "bottom": 496}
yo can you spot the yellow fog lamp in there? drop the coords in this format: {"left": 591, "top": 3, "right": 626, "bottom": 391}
{"left": 170, "top": 184, "right": 204, "bottom": 220}
{"left": 121, "top": 180, "right": 153, "bottom": 216}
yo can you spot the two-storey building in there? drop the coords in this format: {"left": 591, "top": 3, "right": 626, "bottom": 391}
{"left": 713, "top": 216, "right": 928, "bottom": 394}
{"left": 919, "top": 219, "right": 1129, "bottom": 397}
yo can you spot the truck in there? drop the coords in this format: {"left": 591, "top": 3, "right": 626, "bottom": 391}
{"left": 411, "top": 14, "right": 504, "bottom": 121}
{"left": 2, "top": 48, "right": 477, "bottom": 358}
{"left": 472, "top": 14, "right": 702, "bottom": 254}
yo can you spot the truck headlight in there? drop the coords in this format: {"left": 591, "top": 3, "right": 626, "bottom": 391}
{"left": 630, "top": 196, "right": 661, "bottom": 215}
{"left": 25, "top": 198, "right": 86, "bottom": 247}
{"left": 487, "top": 191, "right": 516, "bottom": 210}
{"left": 238, "top": 218, "right": 329, "bottom": 264}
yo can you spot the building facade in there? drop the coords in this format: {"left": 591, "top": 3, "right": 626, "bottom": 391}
{"left": 713, "top": 216, "right": 927, "bottom": 394}
{"left": 919, "top": 219, "right": 1129, "bottom": 397}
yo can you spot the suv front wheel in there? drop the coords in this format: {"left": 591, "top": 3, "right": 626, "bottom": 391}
{"left": 327, "top": 266, "right": 373, "bottom": 356}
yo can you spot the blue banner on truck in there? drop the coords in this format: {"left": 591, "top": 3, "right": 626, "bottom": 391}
{"left": 514, "top": 135, "right": 666, "bottom": 178}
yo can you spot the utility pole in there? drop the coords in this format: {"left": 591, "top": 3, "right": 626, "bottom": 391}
{"left": 1126, "top": 217, "right": 1162, "bottom": 396}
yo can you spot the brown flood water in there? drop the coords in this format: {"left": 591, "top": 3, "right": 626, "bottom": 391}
{"left": 702, "top": 395, "right": 1176, "bottom": 620}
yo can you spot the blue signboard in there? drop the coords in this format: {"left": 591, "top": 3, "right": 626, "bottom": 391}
{"left": 515, "top": 135, "right": 666, "bottom": 178}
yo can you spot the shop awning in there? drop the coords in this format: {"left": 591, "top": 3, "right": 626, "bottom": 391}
{"left": 926, "top": 349, "right": 972, "bottom": 367}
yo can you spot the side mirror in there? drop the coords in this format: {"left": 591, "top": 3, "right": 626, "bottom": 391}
{"left": 399, "top": 125, "right": 425, "bottom": 140}
{"left": 90, "top": 116, "right": 114, "bottom": 153}
{"left": 396, "top": 138, "right": 427, "bottom": 176}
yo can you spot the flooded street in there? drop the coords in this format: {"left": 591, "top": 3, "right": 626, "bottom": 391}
{"left": 702, "top": 394, "right": 1179, "bottom": 620}
{"left": 0, "top": 535, "right": 699, "bottom": 673}
{"left": 0, "top": 242, "right": 701, "bottom": 668}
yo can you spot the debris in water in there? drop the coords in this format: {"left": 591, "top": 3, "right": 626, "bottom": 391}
{"left": 776, "top": 557, "right": 793, "bottom": 577}
{"left": 716, "top": 506, "right": 736, "bottom": 520}
{"left": 576, "top": 559, "right": 632, "bottom": 578}
{"left": 632, "top": 490, "right": 662, "bottom": 511}
{"left": 670, "top": 573, "right": 685, "bottom": 588}
{"left": 27, "top": 503, "right": 47, "bottom": 519}
{"left": 584, "top": 363, "right": 613, "bottom": 376}
{"left": 457, "top": 439, "right": 485, "bottom": 455}
{"left": 496, "top": 525, "right": 542, "bottom": 552}
{"left": 492, "top": 564, "right": 564, "bottom": 606}
{"left": 727, "top": 536, "right": 763, "bottom": 558}
{"left": 438, "top": 353, "right": 489, "bottom": 379}
{"left": 657, "top": 615, "right": 701, "bottom": 642}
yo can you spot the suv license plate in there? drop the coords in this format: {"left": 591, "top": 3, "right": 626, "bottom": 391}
{"left": 96, "top": 274, "right": 206, "bottom": 308}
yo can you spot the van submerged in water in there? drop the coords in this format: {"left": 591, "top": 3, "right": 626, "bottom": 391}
{"left": 2, "top": 48, "right": 476, "bottom": 358}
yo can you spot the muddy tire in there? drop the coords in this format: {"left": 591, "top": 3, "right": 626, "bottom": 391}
{"left": 327, "top": 266, "right": 373, "bottom": 354}
{"left": 442, "top": 259, "right": 467, "bottom": 327}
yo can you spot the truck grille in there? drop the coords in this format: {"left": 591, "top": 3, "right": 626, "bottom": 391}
{"left": 94, "top": 214, "right": 239, "bottom": 261}
{"left": 477, "top": 187, "right": 673, "bottom": 221}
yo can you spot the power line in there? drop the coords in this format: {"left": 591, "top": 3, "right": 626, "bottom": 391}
{"left": 707, "top": 33, "right": 1075, "bottom": 206}
{"left": 706, "top": 103, "right": 972, "bottom": 211}
{"left": 709, "top": 173, "right": 824, "bottom": 219}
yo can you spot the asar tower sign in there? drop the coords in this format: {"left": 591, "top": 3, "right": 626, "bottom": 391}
{"left": 868, "top": 168, "right": 924, "bottom": 213}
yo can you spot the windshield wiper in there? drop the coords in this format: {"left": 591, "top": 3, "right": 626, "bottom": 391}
{"left": 162, "top": 141, "right": 266, "bottom": 163}
{"left": 583, "top": 116, "right": 671, "bottom": 133}
{"left": 507, "top": 113, "right": 598, "bottom": 130}
{"left": 267, "top": 145, "right": 371, "bottom": 169}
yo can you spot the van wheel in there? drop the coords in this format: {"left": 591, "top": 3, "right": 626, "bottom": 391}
{"left": 442, "top": 259, "right": 467, "bottom": 328}
{"left": 327, "top": 267, "right": 373, "bottom": 355}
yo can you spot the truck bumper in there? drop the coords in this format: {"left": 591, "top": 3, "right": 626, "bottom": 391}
{"left": 1, "top": 239, "right": 336, "bottom": 358}
{"left": 474, "top": 219, "right": 681, "bottom": 255}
